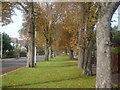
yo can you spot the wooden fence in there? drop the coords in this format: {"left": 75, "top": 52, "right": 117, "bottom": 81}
{"left": 111, "top": 53, "right": 120, "bottom": 73}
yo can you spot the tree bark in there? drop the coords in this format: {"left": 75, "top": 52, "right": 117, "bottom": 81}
{"left": 54, "top": 51, "right": 57, "bottom": 57}
{"left": 26, "top": 45, "right": 30, "bottom": 67}
{"left": 77, "top": 4, "right": 85, "bottom": 69}
{"left": 96, "top": 12, "right": 112, "bottom": 88}
{"left": 81, "top": 40, "right": 93, "bottom": 76}
{"left": 96, "top": 2, "right": 120, "bottom": 88}
{"left": 27, "top": 2, "right": 35, "bottom": 67}
{"left": 86, "top": 41, "right": 93, "bottom": 76}
{"left": 49, "top": 48, "right": 51, "bottom": 59}
{"left": 44, "top": 46, "right": 49, "bottom": 61}
{"left": 49, "top": 47, "right": 53, "bottom": 59}
{"left": 82, "top": 47, "right": 88, "bottom": 75}
{"left": 69, "top": 49, "right": 74, "bottom": 59}
{"left": 78, "top": 28, "right": 85, "bottom": 69}
{"left": 44, "top": 37, "right": 50, "bottom": 61}
{"left": 78, "top": 48, "right": 84, "bottom": 69}
{"left": 52, "top": 51, "right": 55, "bottom": 58}
{"left": 51, "top": 49, "right": 53, "bottom": 58}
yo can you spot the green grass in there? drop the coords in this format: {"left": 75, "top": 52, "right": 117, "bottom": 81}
{"left": 111, "top": 47, "right": 120, "bottom": 54}
{"left": 2, "top": 54, "right": 96, "bottom": 88}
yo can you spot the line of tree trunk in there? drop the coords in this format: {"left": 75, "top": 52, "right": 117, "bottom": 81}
{"left": 44, "top": 44, "right": 56, "bottom": 61}
{"left": 82, "top": 40, "right": 93, "bottom": 76}
{"left": 77, "top": 27, "right": 94, "bottom": 76}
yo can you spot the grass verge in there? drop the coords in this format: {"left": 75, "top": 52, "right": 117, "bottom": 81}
{"left": 2, "top": 54, "right": 96, "bottom": 88}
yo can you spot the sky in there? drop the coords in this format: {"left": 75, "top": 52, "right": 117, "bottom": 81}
{"left": 0, "top": 9, "right": 23, "bottom": 39}
{"left": 111, "top": 9, "right": 118, "bottom": 27}
{"left": 0, "top": 7, "right": 119, "bottom": 39}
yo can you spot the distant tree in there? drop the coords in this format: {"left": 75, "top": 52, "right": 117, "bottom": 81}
{"left": 1, "top": 32, "right": 13, "bottom": 54}
{"left": 111, "top": 29, "right": 120, "bottom": 43}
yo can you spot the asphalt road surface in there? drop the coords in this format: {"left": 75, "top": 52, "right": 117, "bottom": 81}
{"left": 1, "top": 55, "right": 44, "bottom": 75}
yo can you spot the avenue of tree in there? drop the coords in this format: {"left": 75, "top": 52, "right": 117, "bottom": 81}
{"left": 1, "top": 1, "right": 120, "bottom": 88}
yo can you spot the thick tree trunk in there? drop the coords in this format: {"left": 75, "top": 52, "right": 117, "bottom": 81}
{"left": 27, "top": 41, "right": 35, "bottom": 67}
{"left": 96, "top": 14, "right": 112, "bottom": 88}
{"left": 27, "top": 2, "right": 35, "bottom": 67}
{"left": 69, "top": 49, "right": 74, "bottom": 59}
{"left": 96, "top": 2, "right": 119, "bottom": 88}
{"left": 96, "top": 15, "right": 112, "bottom": 88}
{"left": 78, "top": 48, "right": 84, "bottom": 69}
{"left": 96, "top": 9, "right": 113, "bottom": 88}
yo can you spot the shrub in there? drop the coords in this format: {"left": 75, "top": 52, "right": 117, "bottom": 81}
{"left": 111, "top": 47, "right": 120, "bottom": 54}
{"left": 3, "top": 51, "right": 16, "bottom": 58}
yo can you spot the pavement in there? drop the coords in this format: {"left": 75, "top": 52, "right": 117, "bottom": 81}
{"left": 0, "top": 55, "right": 45, "bottom": 75}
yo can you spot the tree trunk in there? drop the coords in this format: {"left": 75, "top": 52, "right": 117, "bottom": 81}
{"left": 52, "top": 51, "right": 55, "bottom": 58}
{"left": 49, "top": 48, "right": 51, "bottom": 59}
{"left": 86, "top": 41, "right": 93, "bottom": 76}
{"left": 44, "top": 46, "right": 49, "bottom": 61}
{"left": 49, "top": 47, "right": 53, "bottom": 59}
{"left": 48, "top": 48, "right": 53, "bottom": 59}
{"left": 78, "top": 28, "right": 85, "bottom": 69}
{"left": 51, "top": 49, "right": 53, "bottom": 58}
{"left": 96, "top": 2, "right": 119, "bottom": 88}
{"left": 78, "top": 48, "right": 84, "bottom": 69}
{"left": 34, "top": 46, "right": 36, "bottom": 65}
{"left": 96, "top": 14, "right": 112, "bottom": 88}
{"left": 82, "top": 40, "right": 93, "bottom": 76}
{"left": 96, "top": 13, "right": 112, "bottom": 88}
{"left": 82, "top": 47, "right": 88, "bottom": 75}
{"left": 26, "top": 45, "right": 30, "bottom": 67}
{"left": 96, "top": 7, "right": 112, "bottom": 88}
{"left": 69, "top": 49, "right": 74, "bottom": 59}
{"left": 27, "top": 2, "right": 35, "bottom": 67}
{"left": 54, "top": 51, "right": 57, "bottom": 57}
{"left": 65, "top": 50, "right": 69, "bottom": 56}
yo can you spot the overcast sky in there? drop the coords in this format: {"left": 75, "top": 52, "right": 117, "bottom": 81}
{"left": 0, "top": 7, "right": 119, "bottom": 39}
{"left": 0, "top": 9, "right": 23, "bottom": 39}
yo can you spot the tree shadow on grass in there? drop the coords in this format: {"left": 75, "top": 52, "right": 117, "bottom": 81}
{"left": 2, "top": 76, "right": 93, "bottom": 88}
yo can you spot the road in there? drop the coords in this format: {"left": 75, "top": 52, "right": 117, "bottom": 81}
{"left": 1, "top": 55, "right": 44, "bottom": 75}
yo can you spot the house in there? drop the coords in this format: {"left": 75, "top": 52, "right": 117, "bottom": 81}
{"left": 10, "top": 37, "right": 27, "bottom": 52}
